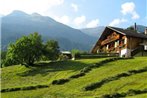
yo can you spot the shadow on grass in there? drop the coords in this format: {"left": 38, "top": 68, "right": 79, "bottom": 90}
{"left": 17, "top": 60, "right": 90, "bottom": 77}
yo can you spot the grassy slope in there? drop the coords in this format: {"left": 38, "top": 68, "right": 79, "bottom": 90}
{"left": 126, "top": 93, "right": 147, "bottom": 98}
{"left": 1, "top": 57, "right": 147, "bottom": 98}
{"left": 1, "top": 58, "right": 106, "bottom": 89}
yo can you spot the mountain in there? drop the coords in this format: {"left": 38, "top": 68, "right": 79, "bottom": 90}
{"left": 81, "top": 25, "right": 147, "bottom": 38}
{"left": 80, "top": 26, "right": 105, "bottom": 38}
{"left": 128, "top": 25, "right": 146, "bottom": 33}
{"left": 1, "top": 10, "right": 97, "bottom": 51}
{"left": 136, "top": 25, "right": 146, "bottom": 33}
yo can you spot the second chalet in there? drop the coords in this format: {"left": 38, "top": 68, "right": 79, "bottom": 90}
{"left": 91, "top": 25, "right": 147, "bottom": 57}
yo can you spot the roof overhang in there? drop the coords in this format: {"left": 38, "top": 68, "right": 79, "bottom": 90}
{"left": 107, "top": 26, "right": 126, "bottom": 35}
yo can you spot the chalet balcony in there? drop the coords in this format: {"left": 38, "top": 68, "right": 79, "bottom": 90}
{"left": 101, "top": 35, "right": 120, "bottom": 45}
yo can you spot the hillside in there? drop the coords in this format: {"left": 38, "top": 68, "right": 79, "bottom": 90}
{"left": 80, "top": 25, "right": 146, "bottom": 38}
{"left": 1, "top": 10, "right": 97, "bottom": 51}
{"left": 80, "top": 26, "right": 105, "bottom": 37}
{"left": 1, "top": 57, "right": 147, "bottom": 98}
{"left": 2, "top": 11, "right": 146, "bottom": 51}
{"left": 129, "top": 25, "right": 147, "bottom": 33}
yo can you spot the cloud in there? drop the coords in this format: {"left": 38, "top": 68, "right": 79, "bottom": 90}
{"left": 71, "top": 3, "right": 78, "bottom": 12}
{"left": 74, "top": 16, "right": 86, "bottom": 26}
{"left": 109, "top": 18, "right": 127, "bottom": 26}
{"left": 131, "top": 11, "right": 140, "bottom": 19}
{"left": 121, "top": 2, "right": 140, "bottom": 19}
{"left": 0, "top": 0, "right": 64, "bottom": 15}
{"left": 54, "top": 15, "right": 70, "bottom": 25}
{"left": 86, "top": 19, "right": 99, "bottom": 28}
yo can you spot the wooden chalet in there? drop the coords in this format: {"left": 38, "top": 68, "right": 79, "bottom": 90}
{"left": 91, "top": 26, "right": 147, "bottom": 57}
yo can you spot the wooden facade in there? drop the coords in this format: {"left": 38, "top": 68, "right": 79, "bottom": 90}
{"left": 91, "top": 26, "right": 147, "bottom": 57}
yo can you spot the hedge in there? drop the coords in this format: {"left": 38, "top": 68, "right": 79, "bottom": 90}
{"left": 52, "top": 79, "right": 69, "bottom": 85}
{"left": 69, "top": 72, "right": 85, "bottom": 78}
{"left": 52, "top": 57, "right": 133, "bottom": 86}
{"left": 84, "top": 66, "right": 147, "bottom": 91}
{"left": 101, "top": 88, "right": 147, "bottom": 98}
{"left": 1, "top": 84, "right": 49, "bottom": 93}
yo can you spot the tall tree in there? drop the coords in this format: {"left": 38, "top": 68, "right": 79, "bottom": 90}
{"left": 4, "top": 32, "right": 43, "bottom": 67}
{"left": 71, "top": 49, "right": 81, "bottom": 58}
{"left": 43, "top": 40, "right": 60, "bottom": 61}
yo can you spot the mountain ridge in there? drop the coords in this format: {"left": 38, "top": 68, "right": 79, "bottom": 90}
{"left": 2, "top": 10, "right": 97, "bottom": 51}
{"left": 2, "top": 10, "right": 146, "bottom": 51}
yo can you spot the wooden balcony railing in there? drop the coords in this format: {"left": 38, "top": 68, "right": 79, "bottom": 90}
{"left": 101, "top": 35, "right": 120, "bottom": 45}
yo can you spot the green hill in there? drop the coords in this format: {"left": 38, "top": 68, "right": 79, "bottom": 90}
{"left": 2, "top": 10, "right": 97, "bottom": 51}
{"left": 1, "top": 57, "right": 147, "bottom": 98}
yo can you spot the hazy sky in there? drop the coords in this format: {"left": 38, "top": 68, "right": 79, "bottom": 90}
{"left": 0, "top": 0, "right": 146, "bottom": 28}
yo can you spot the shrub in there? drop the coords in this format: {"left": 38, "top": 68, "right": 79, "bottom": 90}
{"left": 52, "top": 79, "right": 69, "bottom": 85}
{"left": 21, "top": 86, "right": 37, "bottom": 90}
{"left": 93, "top": 63, "right": 101, "bottom": 67}
{"left": 80, "top": 67, "right": 91, "bottom": 73}
{"left": 71, "top": 49, "right": 81, "bottom": 58}
{"left": 101, "top": 93, "right": 126, "bottom": 98}
{"left": 126, "top": 89, "right": 136, "bottom": 96}
{"left": 84, "top": 83, "right": 96, "bottom": 91}
{"left": 43, "top": 40, "right": 60, "bottom": 61}
{"left": 5, "top": 33, "right": 43, "bottom": 66}
{"left": 101, "top": 94, "right": 111, "bottom": 98}
{"left": 2, "top": 58, "right": 18, "bottom": 67}
{"left": 69, "top": 72, "right": 85, "bottom": 78}
{"left": 111, "top": 93, "right": 125, "bottom": 97}
{"left": 21, "top": 85, "right": 49, "bottom": 90}
{"left": 128, "top": 70, "right": 138, "bottom": 74}
{"left": 116, "top": 73, "right": 130, "bottom": 77}
{"left": 58, "top": 54, "right": 69, "bottom": 61}
{"left": 1, "top": 84, "right": 49, "bottom": 93}
{"left": 36, "top": 85, "right": 48, "bottom": 88}
{"left": 84, "top": 82, "right": 103, "bottom": 91}
{"left": 1, "top": 87, "right": 21, "bottom": 92}
{"left": 101, "top": 88, "right": 147, "bottom": 98}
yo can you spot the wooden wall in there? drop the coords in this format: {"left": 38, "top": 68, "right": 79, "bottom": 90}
{"left": 127, "top": 37, "right": 143, "bottom": 49}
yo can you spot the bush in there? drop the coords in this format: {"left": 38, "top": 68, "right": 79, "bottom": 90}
{"left": 84, "top": 79, "right": 109, "bottom": 91}
{"left": 58, "top": 54, "right": 69, "bottom": 61}
{"left": 21, "top": 86, "right": 37, "bottom": 90}
{"left": 101, "top": 93, "right": 126, "bottom": 98}
{"left": 84, "top": 82, "right": 100, "bottom": 91}
{"left": 101, "top": 94, "right": 111, "bottom": 98}
{"left": 36, "top": 85, "right": 48, "bottom": 88}
{"left": 2, "top": 58, "right": 18, "bottom": 67}
{"left": 69, "top": 72, "right": 85, "bottom": 78}
{"left": 116, "top": 73, "right": 130, "bottom": 77}
{"left": 52, "top": 79, "right": 69, "bottom": 85}
{"left": 80, "top": 67, "right": 91, "bottom": 73}
{"left": 43, "top": 40, "right": 60, "bottom": 61}
{"left": 5, "top": 33, "right": 43, "bottom": 66}
{"left": 1, "top": 84, "right": 49, "bottom": 93}
{"left": 1, "top": 87, "right": 21, "bottom": 92}
{"left": 101, "top": 88, "right": 147, "bottom": 98}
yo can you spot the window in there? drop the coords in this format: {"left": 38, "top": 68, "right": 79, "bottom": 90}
{"left": 124, "top": 38, "right": 127, "bottom": 44}
{"left": 115, "top": 42, "right": 117, "bottom": 47}
{"left": 145, "top": 45, "right": 147, "bottom": 50}
{"left": 106, "top": 44, "right": 109, "bottom": 50}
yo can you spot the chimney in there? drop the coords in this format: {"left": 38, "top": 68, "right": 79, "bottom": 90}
{"left": 145, "top": 27, "right": 147, "bottom": 35}
{"left": 134, "top": 23, "right": 137, "bottom": 31}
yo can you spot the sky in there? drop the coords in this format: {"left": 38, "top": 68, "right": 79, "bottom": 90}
{"left": 0, "top": 0, "right": 146, "bottom": 29}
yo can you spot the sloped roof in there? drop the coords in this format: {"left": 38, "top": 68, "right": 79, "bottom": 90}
{"left": 107, "top": 26, "right": 147, "bottom": 39}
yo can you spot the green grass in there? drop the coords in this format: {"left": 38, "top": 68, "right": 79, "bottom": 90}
{"left": 1, "top": 57, "right": 147, "bottom": 98}
{"left": 126, "top": 93, "right": 147, "bottom": 98}
{"left": 1, "top": 58, "right": 106, "bottom": 89}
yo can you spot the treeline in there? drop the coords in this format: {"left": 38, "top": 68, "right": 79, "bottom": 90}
{"left": 1, "top": 32, "right": 60, "bottom": 67}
